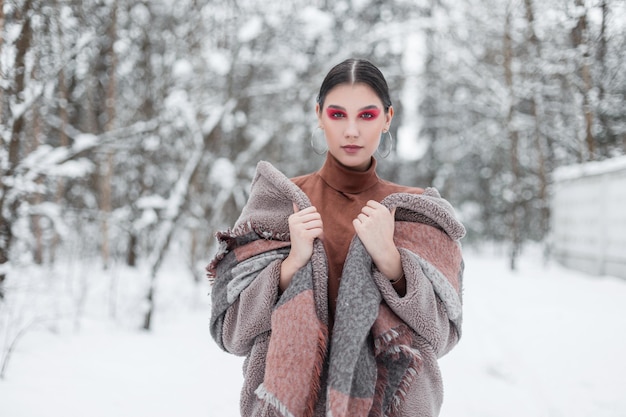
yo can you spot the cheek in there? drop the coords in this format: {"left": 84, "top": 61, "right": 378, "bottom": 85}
{"left": 322, "top": 128, "right": 341, "bottom": 144}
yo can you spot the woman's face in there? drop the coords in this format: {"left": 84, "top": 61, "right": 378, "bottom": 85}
{"left": 316, "top": 83, "right": 393, "bottom": 171}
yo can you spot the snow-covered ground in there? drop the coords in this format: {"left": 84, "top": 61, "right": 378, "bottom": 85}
{"left": 1, "top": 248, "right": 625, "bottom": 417}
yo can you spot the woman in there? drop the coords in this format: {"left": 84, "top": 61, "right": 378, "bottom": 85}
{"left": 208, "top": 59, "right": 465, "bottom": 417}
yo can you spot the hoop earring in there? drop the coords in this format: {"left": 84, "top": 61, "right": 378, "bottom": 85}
{"left": 377, "top": 130, "right": 393, "bottom": 158}
{"left": 310, "top": 127, "right": 328, "bottom": 155}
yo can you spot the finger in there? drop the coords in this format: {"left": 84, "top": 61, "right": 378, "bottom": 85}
{"left": 301, "top": 219, "right": 323, "bottom": 230}
{"left": 361, "top": 206, "right": 375, "bottom": 216}
{"left": 296, "top": 206, "right": 319, "bottom": 216}
{"left": 292, "top": 202, "right": 299, "bottom": 213}
{"left": 296, "top": 224, "right": 324, "bottom": 242}
{"left": 367, "top": 200, "right": 384, "bottom": 209}
{"left": 307, "top": 227, "right": 324, "bottom": 238}
{"left": 289, "top": 208, "right": 318, "bottom": 223}
{"left": 295, "top": 213, "right": 322, "bottom": 226}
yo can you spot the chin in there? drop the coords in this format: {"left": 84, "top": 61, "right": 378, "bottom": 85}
{"left": 339, "top": 156, "right": 372, "bottom": 171}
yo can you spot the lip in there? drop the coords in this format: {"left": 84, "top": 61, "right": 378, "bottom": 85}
{"left": 342, "top": 145, "right": 363, "bottom": 154}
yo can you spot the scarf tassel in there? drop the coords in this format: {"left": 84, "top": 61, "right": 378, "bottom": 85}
{"left": 305, "top": 325, "right": 329, "bottom": 417}
{"left": 256, "top": 322, "right": 329, "bottom": 417}
{"left": 371, "top": 325, "right": 423, "bottom": 417}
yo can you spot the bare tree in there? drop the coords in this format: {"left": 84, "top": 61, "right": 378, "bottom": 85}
{"left": 571, "top": 0, "right": 596, "bottom": 160}
{"left": 504, "top": 5, "right": 523, "bottom": 270}
{"left": 0, "top": 0, "right": 34, "bottom": 299}
{"left": 523, "top": 0, "right": 550, "bottom": 236}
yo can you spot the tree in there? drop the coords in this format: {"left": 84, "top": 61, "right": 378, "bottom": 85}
{"left": 1, "top": 0, "right": 624, "bottom": 332}
{"left": 1, "top": 0, "right": 35, "bottom": 299}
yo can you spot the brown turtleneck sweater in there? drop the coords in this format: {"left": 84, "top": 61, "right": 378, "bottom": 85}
{"left": 291, "top": 154, "right": 423, "bottom": 321}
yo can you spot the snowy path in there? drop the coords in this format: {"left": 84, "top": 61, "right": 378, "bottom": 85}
{"left": 1, "top": 251, "right": 626, "bottom": 417}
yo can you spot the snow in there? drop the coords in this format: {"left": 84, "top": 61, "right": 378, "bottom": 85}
{"left": 440, "top": 249, "right": 626, "bottom": 417}
{"left": 46, "top": 159, "right": 94, "bottom": 178}
{"left": 1, "top": 249, "right": 626, "bottom": 417}
{"left": 136, "top": 195, "right": 168, "bottom": 210}
{"left": 130, "top": 3, "right": 151, "bottom": 26}
{"left": 173, "top": 59, "right": 194, "bottom": 80}
{"left": 298, "top": 7, "right": 334, "bottom": 40}
{"left": 205, "top": 49, "right": 231, "bottom": 77}
{"left": 210, "top": 158, "right": 237, "bottom": 190}
{"left": 553, "top": 154, "right": 626, "bottom": 181}
{"left": 237, "top": 16, "right": 263, "bottom": 43}
{"left": 397, "top": 32, "right": 428, "bottom": 161}
{"left": 0, "top": 314, "right": 243, "bottom": 417}
{"left": 397, "top": 124, "right": 429, "bottom": 161}
{"left": 133, "top": 208, "right": 158, "bottom": 230}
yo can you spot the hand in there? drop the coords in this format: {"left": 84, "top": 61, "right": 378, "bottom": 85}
{"left": 352, "top": 201, "right": 403, "bottom": 282}
{"left": 280, "top": 204, "right": 323, "bottom": 290}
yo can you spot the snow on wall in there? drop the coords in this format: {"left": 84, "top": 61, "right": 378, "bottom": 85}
{"left": 551, "top": 155, "right": 626, "bottom": 279}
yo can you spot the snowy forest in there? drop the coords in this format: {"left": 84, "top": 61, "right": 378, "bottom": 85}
{"left": 1, "top": 0, "right": 626, "bottom": 342}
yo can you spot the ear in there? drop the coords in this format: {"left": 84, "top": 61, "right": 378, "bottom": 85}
{"left": 315, "top": 103, "right": 324, "bottom": 128}
{"left": 385, "top": 106, "right": 394, "bottom": 130}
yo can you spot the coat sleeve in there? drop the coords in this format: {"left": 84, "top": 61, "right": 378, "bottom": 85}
{"left": 374, "top": 222, "right": 464, "bottom": 358}
{"left": 213, "top": 260, "right": 282, "bottom": 356}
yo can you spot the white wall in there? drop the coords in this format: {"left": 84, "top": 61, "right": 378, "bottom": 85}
{"left": 551, "top": 156, "right": 626, "bottom": 279}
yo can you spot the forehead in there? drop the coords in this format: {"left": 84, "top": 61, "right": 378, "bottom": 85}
{"left": 323, "top": 83, "right": 383, "bottom": 109}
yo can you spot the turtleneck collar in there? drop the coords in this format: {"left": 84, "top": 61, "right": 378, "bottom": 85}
{"left": 318, "top": 153, "right": 380, "bottom": 194}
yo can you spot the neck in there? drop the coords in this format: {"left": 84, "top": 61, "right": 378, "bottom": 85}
{"left": 318, "top": 153, "right": 380, "bottom": 194}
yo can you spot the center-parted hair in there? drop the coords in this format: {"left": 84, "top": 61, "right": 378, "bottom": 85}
{"left": 316, "top": 59, "right": 392, "bottom": 113}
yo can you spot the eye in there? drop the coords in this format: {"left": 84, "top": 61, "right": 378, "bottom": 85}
{"left": 358, "top": 109, "right": 380, "bottom": 120}
{"left": 326, "top": 109, "right": 347, "bottom": 119}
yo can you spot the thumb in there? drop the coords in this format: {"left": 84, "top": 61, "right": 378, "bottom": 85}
{"left": 292, "top": 202, "right": 299, "bottom": 213}
{"left": 391, "top": 206, "right": 397, "bottom": 218}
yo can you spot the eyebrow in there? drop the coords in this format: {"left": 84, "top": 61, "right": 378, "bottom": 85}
{"left": 327, "top": 104, "right": 380, "bottom": 111}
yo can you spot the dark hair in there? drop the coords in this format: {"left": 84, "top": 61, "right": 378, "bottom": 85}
{"left": 316, "top": 58, "right": 392, "bottom": 113}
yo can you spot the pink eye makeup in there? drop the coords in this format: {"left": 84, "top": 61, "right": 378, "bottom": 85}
{"left": 326, "top": 108, "right": 347, "bottom": 119}
{"left": 325, "top": 106, "right": 381, "bottom": 120}
{"left": 357, "top": 108, "right": 380, "bottom": 120}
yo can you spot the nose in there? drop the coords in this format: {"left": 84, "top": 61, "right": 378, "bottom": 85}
{"left": 344, "top": 118, "right": 359, "bottom": 139}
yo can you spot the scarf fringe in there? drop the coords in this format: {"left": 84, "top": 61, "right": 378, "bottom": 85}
{"left": 257, "top": 313, "right": 329, "bottom": 417}
{"left": 255, "top": 384, "right": 296, "bottom": 417}
{"left": 387, "top": 358, "right": 420, "bottom": 417}
{"left": 305, "top": 325, "right": 329, "bottom": 417}
{"left": 372, "top": 324, "right": 423, "bottom": 417}
{"left": 207, "top": 221, "right": 290, "bottom": 284}
{"left": 374, "top": 325, "right": 412, "bottom": 360}
{"left": 373, "top": 355, "right": 421, "bottom": 417}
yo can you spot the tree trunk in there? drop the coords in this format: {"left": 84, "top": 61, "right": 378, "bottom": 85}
{"left": 51, "top": 0, "right": 70, "bottom": 263}
{"left": 0, "top": 0, "right": 4, "bottom": 107}
{"left": 32, "top": 92, "right": 44, "bottom": 265}
{"left": 504, "top": 7, "right": 521, "bottom": 270}
{"left": 126, "top": 234, "right": 137, "bottom": 267}
{"left": 571, "top": 0, "right": 595, "bottom": 160}
{"left": 523, "top": 0, "right": 550, "bottom": 236}
{"left": 100, "top": 2, "right": 118, "bottom": 269}
{"left": 0, "top": 0, "right": 33, "bottom": 298}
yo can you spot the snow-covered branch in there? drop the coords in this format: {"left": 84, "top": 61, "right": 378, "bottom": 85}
{"left": 2, "top": 118, "right": 160, "bottom": 201}
{"left": 142, "top": 100, "right": 236, "bottom": 329}
{"left": 3, "top": 32, "right": 98, "bottom": 144}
